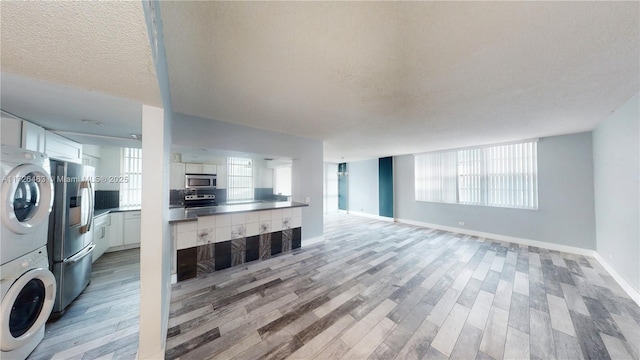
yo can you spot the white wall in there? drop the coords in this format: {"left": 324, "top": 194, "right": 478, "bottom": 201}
{"left": 172, "top": 113, "right": 323, "bottom": 241}
{"left": 593, "top": 94, "right": 640, "bottom": 292}
{"left": 95, "top": 146, "right": 121, "bottom": 191}
{"left": 254, "top": 159, "right": 274, "bottom": 188}
{"left": 394, "top": 132, "right": 597, "bottom": 250}
{"left": 347, "top": 159, "right": 379, "bottom": 215}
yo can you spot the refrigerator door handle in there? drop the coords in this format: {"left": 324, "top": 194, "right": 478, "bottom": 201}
{"left": 79, "top": 180, "right": 94, "bottom": 233}
{"left": 65, "top": 243, "right": 95, "bottom": 264}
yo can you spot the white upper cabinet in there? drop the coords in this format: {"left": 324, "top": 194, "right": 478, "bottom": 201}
{"left": 185, "top": 163, "right": 216, "bottom": 175}
{"left": 170, "top": 162, "right": 186, "bottom": 189}
{"left": 0, "top": 117, "right": 22, "bottom": 147}
{"left": 216, "top": 164, "right": 227, "bottom": 189}
{"left": 45, "top": 131, "right": 83, "bottom": 163}
{"left": 22, "top": 121, "right": 46, "bottom": 153}
{"left": 1, "top": 117, "right": 47, "bottom": 153}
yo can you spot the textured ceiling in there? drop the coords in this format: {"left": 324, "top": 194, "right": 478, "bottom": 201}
{"left": 161, "top": 1, "right": 639, "bottom": 162}
{"left": 0, "top": 2, "right": 637, "bottom": 161}
{"left": 1, "top": 1, "right": 160, "bottom": 107}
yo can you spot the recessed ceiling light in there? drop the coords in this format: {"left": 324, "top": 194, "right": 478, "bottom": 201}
{"left": 81, "top": 119, "right": 104, "bottom": 126}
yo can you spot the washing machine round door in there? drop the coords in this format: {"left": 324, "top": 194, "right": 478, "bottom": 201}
{"left": 0, "top": 268, "right": 56, "bottom": 351}
{"left": 1, "top": 164, "right": 53, "bottom": 234}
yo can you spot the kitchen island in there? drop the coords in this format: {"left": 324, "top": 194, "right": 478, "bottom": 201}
{"left": 169, "top": 201, "right": 308, "bottom": 282}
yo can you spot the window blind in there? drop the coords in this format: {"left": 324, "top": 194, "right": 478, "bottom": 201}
{"left": 458, "top": 148, "right": 483, "bottom": 205}
{"left": 120, "top": 148, "right": 142, "bottom": 207}
{"left": 414, "top": 140, "right": 538, "bottom": 209}
{"left": 415, "top": 151, "right": 457, "bottom": 203}
{"left": 227, "top": 157, "right": 253, "bottom": 201}
{"left": 486, "top": 141, "right": 538, "bottom": 209}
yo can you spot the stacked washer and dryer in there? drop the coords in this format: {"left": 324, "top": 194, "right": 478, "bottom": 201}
{"left": 0, "top": 145, "right": 56, "bottom": 359}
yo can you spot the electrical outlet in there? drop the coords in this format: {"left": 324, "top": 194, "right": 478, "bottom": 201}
{"left": 458, "top": 221, "right": 465, "bottom": 226}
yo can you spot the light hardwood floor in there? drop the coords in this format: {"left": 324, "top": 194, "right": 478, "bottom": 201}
{"left": 29, "top": 249, "right": 140, "bottom": 360}
{"left": 166, "top": 214, "right": 640, "bottom": 360}
{"left": 29, "top": 214, "right": 640, "bottom": 359}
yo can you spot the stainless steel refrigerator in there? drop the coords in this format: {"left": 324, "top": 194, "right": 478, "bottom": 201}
{"left": 47, "top": 159, "right": 95, "bottom": 316}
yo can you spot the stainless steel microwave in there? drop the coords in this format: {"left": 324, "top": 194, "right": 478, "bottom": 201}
{"left": 185, "top": 173, "right": 217, "bottom": 189}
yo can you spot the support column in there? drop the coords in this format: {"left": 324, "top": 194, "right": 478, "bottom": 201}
{"left": 138, "top": 104, "right": 172, "bottom": 359}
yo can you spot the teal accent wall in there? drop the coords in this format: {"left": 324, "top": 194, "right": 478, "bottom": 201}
{"left": 378, "top": 157, "right": 393, "bottom": 217}
{"left": 338, "top": 163, "right": 348, "bottom": 210}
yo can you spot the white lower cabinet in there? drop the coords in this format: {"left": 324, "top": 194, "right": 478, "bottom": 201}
{"left": 92, "top": 213, "right": 111, "bottom": 262}
{"left": 105, "top": 210, "right": 141, "bottom": 252}
{"left": 123, "top": 211, "right": 141, "bottom": 245}
{"left": 107, "top": 212, "right": 124, "bottom": 250}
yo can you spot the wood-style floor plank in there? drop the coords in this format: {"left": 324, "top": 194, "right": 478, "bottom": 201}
{"left": 164, "top": 213, "right": 638, "bottom": 360}
{"left": 29, "top": 214, "right": 640, "bottom": 360}
{"left": 29, "top": 249, "right": 140, "bottom": 360}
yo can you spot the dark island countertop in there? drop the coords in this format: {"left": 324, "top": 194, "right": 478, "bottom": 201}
{"left": 168, "top": 201, "right": 308, "bottom": 223}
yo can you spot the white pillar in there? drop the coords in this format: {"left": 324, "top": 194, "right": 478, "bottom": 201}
{"left": 138, "top": 105, "right": 172, "bottom": 359}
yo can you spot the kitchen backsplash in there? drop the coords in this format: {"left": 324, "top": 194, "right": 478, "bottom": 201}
{"left": 170, "top": 188, "right": 228, "bottom": 206}
{"left": 170, "top": 188, "right": 287, "bottom": 207}
{"left": 94, "top": 190, "right": 120, "bottom": 209}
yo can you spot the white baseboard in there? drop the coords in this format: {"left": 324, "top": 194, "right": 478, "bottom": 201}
{"left": 303, "top": 235, "right": 325, "bottom": 247}
{"left": 395, "top": 218, "right": 595, "bottom": 256}
{"left": 394, "top": 217, "right": 640, "bottom": 306}
{"left": 347, "top": 211, "right": 394, "bottom": 222}
{"left": 593, "top": 252, "right": 640, "bottom": 307}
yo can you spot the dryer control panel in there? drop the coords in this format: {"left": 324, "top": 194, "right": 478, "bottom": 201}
{"left": 0, "top": 246, "right": 48, "bottom": 280}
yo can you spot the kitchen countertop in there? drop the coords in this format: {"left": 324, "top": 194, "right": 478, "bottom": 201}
{"left": 168, "top": 201, "right": 308, "bottom": 223}
{"left": 93, "top": 206, "right": 141, "bottom": 217}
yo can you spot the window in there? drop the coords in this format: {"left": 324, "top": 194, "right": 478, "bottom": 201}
{"left": 486, "top": 142, "right": 538, "bottom": 209}
{"left": 273, "top": 166, "right": 292, "bottom": 196}
{"left": 458, "top": 148, "right": 483, "bottom": 205}
{"left": 415, "top": 140, "right": 538, "bottom": 209}
{"left": 120, "top": 148, "right": 142, "bottom": 207}
{"left": 227, "top": 157, "right": 253, "bottom": 201}
{"left": 414, "top": 151, "right": 457, "bottom": 203}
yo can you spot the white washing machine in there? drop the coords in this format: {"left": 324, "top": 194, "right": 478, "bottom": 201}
{"left": 0, "top": 246, "right": 56, "bottom": 359}
{"left": 1, "top": 145, "right": 53, "bottom": 266}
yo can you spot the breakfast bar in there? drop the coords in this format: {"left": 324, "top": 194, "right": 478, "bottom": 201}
{"left": 168, "top": 201, "right": 308, "bottom": 282}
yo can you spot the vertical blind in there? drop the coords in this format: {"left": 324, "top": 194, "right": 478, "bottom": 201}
{"left": 414, "top": 151, "right": 457, "bottom": 203}
{"left": 120, "top": 148, "right": 142, "bottom": 207}
{"left": 415, "top": 140, "right": 538, "bottom": 209}
{"left": 486, "top": 141, "right": 538, "bottom": 209}
{"left": 458, "top": 148, "right": 484, "bottom": 205}
{"left": 227, "top": 157, "right": 253, "bottom": 201}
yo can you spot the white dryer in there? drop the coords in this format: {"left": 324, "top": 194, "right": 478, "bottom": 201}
{"left": 1, "top": 145, "right": 53, "bottom": 266}
{"left": 0, "top": 246, "right": 56, "bottom": 359}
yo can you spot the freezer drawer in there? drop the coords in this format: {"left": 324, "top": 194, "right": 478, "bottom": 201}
{"left": 50, "top": 243, "right": 95, "bottom": 315}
